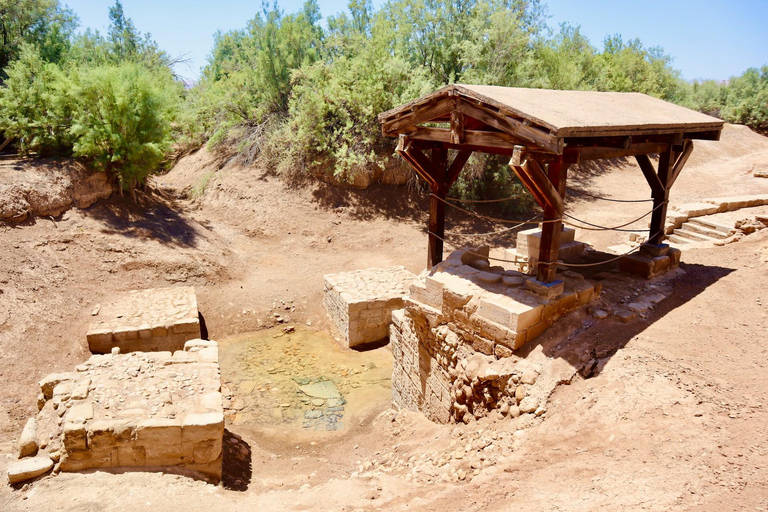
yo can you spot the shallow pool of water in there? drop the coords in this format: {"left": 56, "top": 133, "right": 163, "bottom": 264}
{"left": 218, "top": 325, "right": 393, "bottom": 434}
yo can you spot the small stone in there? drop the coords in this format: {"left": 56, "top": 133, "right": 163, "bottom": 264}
{"left": 502, "top": 276, "right": 525, "bottom": 287}
{"left": 18, "top": 418, "right": 38, "bottom": 458}
{"left": 7, "top": 457, "right": 54, "bottom": 484}
{"left": 519, "top": 396, "right": 538, "bottom": 414}
{"left": 521, "top": 370, "right": 538, "bottom": 385}
{"left": 592, "top": 309, "right": 609, "bottom": 320}
{"left": 508, "top": 406, "right": 521, "bottom": 418}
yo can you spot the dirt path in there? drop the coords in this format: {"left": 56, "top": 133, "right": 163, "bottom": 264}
{"left": 1, "top": 125, "right": 767, "bottom": 510}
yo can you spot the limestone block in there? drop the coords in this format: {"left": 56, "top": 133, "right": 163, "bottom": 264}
{"left": 135, "top": 418, "right": 182, "bottom": 446}
{"left": 525, "top": 321, "right": 549, "bottom": 343}
{"left": 18, "top": 418, "right": 38, "bottom": 458}
{"left": 525, "top": 278, "right": 565, "bottom": 299}
{"left": 63, "top": 422, "right": 87, "bottom": 451}
{"left": 182, "top": 412, "right": 225, "bottom": 444}
{"left": 67, "top": 402, "right": 94, "bottom": 422}
{"left": 193, "top": 439, "right": 222, "bottom": 464}
{"left": 7, "top": 457, "right": 54, "bottom": 484}
{"left": 668, "top": 247, "right": 682, "bottom": 268}
{"left": 39, "top": 372, "right": 77, "bottom": 400}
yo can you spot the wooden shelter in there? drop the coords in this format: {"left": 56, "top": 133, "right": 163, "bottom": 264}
{"left": 378, "top": 84, "right": 724, "bottom": 283}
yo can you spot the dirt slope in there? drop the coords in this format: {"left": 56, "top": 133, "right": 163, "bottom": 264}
{"left": 1, "top": 124, "right": 767, "bottom": 511}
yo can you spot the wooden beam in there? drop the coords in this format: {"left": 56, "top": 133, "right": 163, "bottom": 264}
{"left": 635, "top": 154, "right": 664, "bottom": 198}
{"left": 455, "top": 100, "right": 562, "bottom": 154}
{"left": 566, "top": 142, "right": 670, "bottom": 161}
{"left": 450, "top": 111, "right": 465, "bottom": 144}
{"left": 647, "top": 148, "right": 675, "bottom": 245}
{"left": 383, "top": 97, "right": 455, "bottom": 134}
{"left": 667, "top": 140, "right": 693, "bottom": 189}
{"left": 407, "top": 126, "right": 525, "bottom": 149}
{"left": 519, "top": 157, "right": 563, "bottom": 215}
{"left": 447, "top": 149, "right": 472, "bottom": 184}
{"left": 428, "top": 148, "right": 449, "bottom": 269}
{"left": 396, "top": 135, "right": 438, "bottom": 187}
{"left": 537, "top": 155, "right": 568, "bottom": 283}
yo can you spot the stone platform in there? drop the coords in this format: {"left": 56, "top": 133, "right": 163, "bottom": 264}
{"left": 391, "top": 248, "right": 599, "bottom": 424}
{"left": 323, "top": 266, "right": 416, "bottom": 348}
{"left": 87, "top": 287, "right": 201, "bottom": 353}
{"left": 9, "top": 340, "right": 223, "bottom": 484}
{"left": 619, "top": 244, "right": 681, "bottom": 278}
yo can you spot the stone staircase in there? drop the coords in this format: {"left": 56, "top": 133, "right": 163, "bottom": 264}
{"left": 668, "top": 217, "right": 732, "bottom": 245}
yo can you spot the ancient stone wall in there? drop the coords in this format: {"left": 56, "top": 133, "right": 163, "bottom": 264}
{"left": 87, "top": 287, "right": 201, "bottom": 353}
{"left": 11, "top": 339, "right": 224, "bottom": 484}
{"left": 391, "top": 249, "right": 599, "bottom": 424}
{"left": 323, "top": 266, "right": 416, "bottom": 348}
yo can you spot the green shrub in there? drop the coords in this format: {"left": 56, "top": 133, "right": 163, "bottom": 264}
{"left": 0, "top": 44, "right": 75, "bottom": 154}
{"left": 69, "top": 63, "right": 181, "bottom": 191}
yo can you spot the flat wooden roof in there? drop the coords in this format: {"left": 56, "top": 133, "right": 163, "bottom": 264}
{"left": 380, "top": 84, "right": 724, "bottom": 138}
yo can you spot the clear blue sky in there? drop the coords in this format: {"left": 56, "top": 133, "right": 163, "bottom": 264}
{"left": 64, "top": 0, "right": 768, "bottom": 82}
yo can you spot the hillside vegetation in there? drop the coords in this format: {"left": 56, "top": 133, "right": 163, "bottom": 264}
{"left": 0, "top": 0, "right": 766, "bottom": 197}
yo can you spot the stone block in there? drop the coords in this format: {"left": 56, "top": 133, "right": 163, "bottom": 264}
{"left": 525, "top": 321, "right": 549, "bottom": 343}
{"left": 324, "top": 266, "right": 417, "bottom": 348}
{"left": 7, "top": 457, "right": 54, "bottom": 485}
{"left": 525, "top": 279, "right": 565, "bottom": 299}
{"left": 182, "top": 412, "right": 225, "bottom": 444}
{"left": 87, "top": 286, "right": 200, "bottom": 353}
{"left": 63, "top": 422, "right": 87, "bottom": 451}
{"left": 39, "top": 372, "right": 76, "bottom": 400}
{"left": 668, "top": 247, "right": 682, "bottom": 268}
{"left": 135, "top": 418, "right": 182, "bottom": 445}
{"left": 193, "top": 439, "right": 222, "bottom": 464}
{"left": 18, "top": 418, "right": 38, "bottom": 458}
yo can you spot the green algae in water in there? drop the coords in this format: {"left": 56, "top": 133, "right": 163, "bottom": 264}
{"left": 218, "top": 325, "right": 392, "bottom": 433}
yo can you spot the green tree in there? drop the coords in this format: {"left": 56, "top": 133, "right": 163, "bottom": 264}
{"left": 0, "top": 0, "right": 78, "bottom": 73}
{"left": 0, "top": 43, "right": 73, "bottom": 153}
{"left": 70, "top": 63, "right": 181, "bottom": 192}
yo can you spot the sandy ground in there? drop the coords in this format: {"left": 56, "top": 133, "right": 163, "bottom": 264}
{"left": 0, "top": 124, "right": 767, "bottom": 511}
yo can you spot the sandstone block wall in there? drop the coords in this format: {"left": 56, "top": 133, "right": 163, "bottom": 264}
{"left": 392, "top": 249, "right": 599, "bottom": 424}
{"left": 323, "top": 266, "right": 416, "bottom": 348}
{"left": 16, "top": 339, "right": 224, "bottom": 483}
{"left": 87, "top": 287, "right": 201, "bottom": 353}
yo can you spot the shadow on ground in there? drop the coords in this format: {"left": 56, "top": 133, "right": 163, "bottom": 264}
{"left": 518, "top": 261, "right": 736, "bottom": 378}
{"left": 221, "top": 429, "right": 252, "bottom": 491}
{"left": 84, "top": 190, "right": 200, "bottom": 248}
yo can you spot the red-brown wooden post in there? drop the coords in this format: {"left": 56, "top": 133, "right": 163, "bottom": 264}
{"left": 647, "top": 147, "right": 674, "bottom": 245}
{"left": 428, "top": 148, "right": 448, "bottom": 268}
{"left": 536, "top": 155, "right": 567, "bottom": 282}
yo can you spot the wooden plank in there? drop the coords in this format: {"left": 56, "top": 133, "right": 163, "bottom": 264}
{"left": 566, "top": 142, "right": 670, "bottom": 161}
{"left": 450, "top": 111, "right": 465, "bottom": 144}
{"left": 0, "top": 137, "right": 14, "bottom": 153}
{"left": 407, "top": 126, "right": 525, "bottom": 149}
{"left": 455, "top": 100, "right": 562, "bottom": 154}
{"left": 667, "top": 140, "right": 693, "bottom": 189}
{"left": 537, "top": 155, "right": 567, "bottom": 283}
{"left": 635, "top": 154, "right": 664, "bottom": 198}
{"left": 382, "top": 97, "right": 455, "bottom": 134}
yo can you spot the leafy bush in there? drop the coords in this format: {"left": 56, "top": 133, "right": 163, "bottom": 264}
{"left": 69, "top": 63, "right": 181, "bottom": 191}
{"left": 721, "top": 66, "right": 768, "bottom": 132}
{"left": 0, "top": 44, "right": 74, "bottom": 154}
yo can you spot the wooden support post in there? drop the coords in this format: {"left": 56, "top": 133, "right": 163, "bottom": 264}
{"left": 428, "top": 148, "right": 448, "bottom": 269}
{"left": 536, "top": 155, "right": 568, "bottom": 283}
{"left": 647, "top": 147, "right": 675, "bottom": 245}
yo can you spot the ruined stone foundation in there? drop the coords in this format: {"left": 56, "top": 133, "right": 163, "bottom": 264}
{"left": 391, "top": 249, "right": 599, "bottom": 424}
{"left": 11, "top": 340, "right": 224, "bottom": 484}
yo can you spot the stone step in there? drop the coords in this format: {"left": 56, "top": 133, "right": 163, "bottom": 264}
{"left": 688, "top": 217, "right": 733, "bottom": 234}
{"left": 673, "top": 228, "right": 715, "bottom": 242}
{"left": 683, "top": 222, "right": 729, "bottom": 239}
{"left": 667, "top": 234, "right": 691, "bottom": 245}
